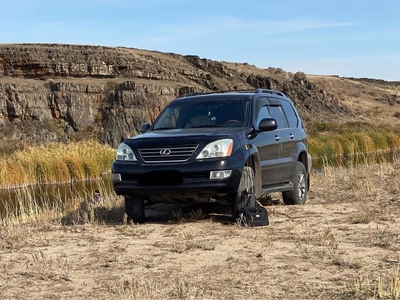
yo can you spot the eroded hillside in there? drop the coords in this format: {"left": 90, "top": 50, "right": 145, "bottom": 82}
{"left": 0, "top": 44, "right": 399, "bottom": 148}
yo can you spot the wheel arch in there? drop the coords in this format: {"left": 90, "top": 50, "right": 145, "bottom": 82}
{"left": 297, "top": 150, "right": 311, "bottom": 191}
{"left": 244, "top": 146, "right": 262, "bottom": 198}
{"left": 292, "top": 143, "right": 312, "bottom": 171}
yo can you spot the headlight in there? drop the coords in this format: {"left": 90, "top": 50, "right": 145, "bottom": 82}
{"left": 196, "top": 139, "right": 233, "bottom": 159}
{"left": 116, "top": 143, "right": 137, "bottom": 161}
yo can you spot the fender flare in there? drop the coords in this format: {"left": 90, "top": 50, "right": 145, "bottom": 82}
{"left": 243, "top": 144, "right": 262, "bottom": 198}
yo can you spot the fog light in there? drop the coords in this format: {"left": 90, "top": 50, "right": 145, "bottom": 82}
{"left": 210, "top": 170, "right": 232, "bottom": 179}
{"left": 112, "top": 173, "right": 121, "bottom": 181}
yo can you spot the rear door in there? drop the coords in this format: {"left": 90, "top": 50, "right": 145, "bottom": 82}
{"left": 269, "top": 100, "right": 298, "bottom": 183}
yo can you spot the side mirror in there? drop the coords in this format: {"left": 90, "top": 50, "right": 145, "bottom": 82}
{"left": 258, "top": 118, "right": 277, "bottom": 132}
{"left": 140, "top": 123, "right": 151, "bottom": 133}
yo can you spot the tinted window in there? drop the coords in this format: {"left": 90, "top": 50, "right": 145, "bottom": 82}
{"left": 268, "top": 106, "right": 287, "bottom": 129}
{"left": 281, "top": 100, "right": 298, "bottom": 128}
{"left": 152, "top": 97, "right": 248, "bottom": 130}
{"left": 256, "top": 106, "right": 271, "bottom": 127}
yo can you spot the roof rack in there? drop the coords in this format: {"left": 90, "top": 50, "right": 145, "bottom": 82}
{"left": 254, "top": 88, "right": 286, "bottom": 97}
{"left": 185, "top": 90, "right": 249, "bottom": 97}
{"left": 184, "top": 89, "right": 287, "bottom": 98}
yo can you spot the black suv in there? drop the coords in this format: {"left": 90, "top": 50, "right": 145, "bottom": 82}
{"left": 112, "top": 89, "right": 312, "bottom": 223}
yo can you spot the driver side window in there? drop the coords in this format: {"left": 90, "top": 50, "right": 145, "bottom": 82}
{"left": 256, "top": 106, "right": 271, "bottom": 128}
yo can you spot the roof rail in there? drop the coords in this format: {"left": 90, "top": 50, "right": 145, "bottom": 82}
{"left": 255, "top": 88, "right": 286, "bottom": 97}
{"left": 185, "top": 90, "right": 251, "bottom": 97}
{"left": 184, "top": 89, "right": 287, "bottom": 97}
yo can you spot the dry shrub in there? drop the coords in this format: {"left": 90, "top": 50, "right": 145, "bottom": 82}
{"left": 82, "top": 160, "right": 101, "bottom": 179}
{"left": 386, "top": 132, "right": 400, "bottom": 150}
{"left": 350, "top": 205, "right": 379, "bottom": 224}
{"left": 54, "top": 160, "right": 71, "bottom": 183}
{"left": 2, "top": 161, "right": 26, "bottom": 187}
{"left": 353, "top": 132, "right": 375, "bottom": 154}
{"left": 171, "top": 231, "right": 216, "bottom": 253}
{"left": 335, "top": 135, "right": 355, "bottom": 155}
{"left": 118, "top": 224, "right": 155, "bottom": 237}
{"left": 292, "top": 226, "right": 341, "bottom": 259}
{"left": 1, "top": 178, "right": 122, "bottom": 226}
{"left": 370, "top": 131, "right": 390, "bottom": 151}
{"left": 33, "top": 159, "right": 55, "bottom": 184}
{"left": 0, "top": 141, "right": 115, "bottom": 188}
{"left": 109, "top": 273, "right": 210, "bottom": 300}
{"left": 64, "top": 157, "right": 86, "bottom": 181}
{"left": 355, "top": 267, "right": 400, "bottom": 300}
{"left": 0, "top": 224, "right": 32, "bottom": 250}
{"left": 313, "top": 159, "right": 400, "bottom": 206}
{"left": 362, "top": 227, "right": 400, "bottom": 251}
{"left": 308, "top": 122, "right": 400, "bottom": 161}
{"left": 1, "top": 186, "right": 65, "bottom": 225}
{"left": 309, "top": 136, "right": 343, "bottom": 158}
{"left": 25, "top": 250, "right": 71, "bottom": 281}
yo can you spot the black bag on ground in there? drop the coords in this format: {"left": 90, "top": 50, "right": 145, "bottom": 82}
{"left": 238, "top": 206, "right": 269, "bottom": 227}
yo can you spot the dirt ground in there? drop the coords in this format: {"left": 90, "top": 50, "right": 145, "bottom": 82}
{"left": 1, "top": 162, "right": 400, "bottom": 300}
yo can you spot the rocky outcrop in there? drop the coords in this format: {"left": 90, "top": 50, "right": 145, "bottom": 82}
{"left": 0, "top": 43, "right": 392, "bottom": 149}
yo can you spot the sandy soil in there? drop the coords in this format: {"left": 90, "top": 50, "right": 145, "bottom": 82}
{"left": 1, "top": 162, "right": 400, "bottom": 300}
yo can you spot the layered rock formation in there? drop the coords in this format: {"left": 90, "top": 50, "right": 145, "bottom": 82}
{"left": 0, "top": 43, "right": 391, "bottom": 149}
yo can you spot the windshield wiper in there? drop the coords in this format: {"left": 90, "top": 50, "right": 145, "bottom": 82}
{"left": 188, "top": 124, "right": 222, "bottom": 128}
{"left": 152, "top": 127, "right": 177, "bottom": 131}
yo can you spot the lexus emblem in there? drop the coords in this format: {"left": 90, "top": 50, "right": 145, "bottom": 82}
{"left": 160, "top": 148, "right": 171, "bottom": 156}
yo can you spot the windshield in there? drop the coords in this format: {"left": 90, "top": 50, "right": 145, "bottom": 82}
{"left": 152, "top": 96, "right": 248, "bottom": 130}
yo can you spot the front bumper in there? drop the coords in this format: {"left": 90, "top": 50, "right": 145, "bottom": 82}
{"left": 111, "top": 157, "right": 244, "bottom": 201}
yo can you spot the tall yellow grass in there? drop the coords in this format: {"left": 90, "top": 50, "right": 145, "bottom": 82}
{"left": 0, "top": 141, "right": 115, "bottom": 189}
{"left": 309, "top": 127, "right": 400, "bottom": 159}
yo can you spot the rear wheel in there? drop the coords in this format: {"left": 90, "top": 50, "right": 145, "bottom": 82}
{"left": 282, "top": 162, "right": 308, "bottom": 205}
{"left": 125, "top": 195, "right": 145, "bottom": 223}
{"left": 231, "top": 166, "right": 256, "bottom": 220}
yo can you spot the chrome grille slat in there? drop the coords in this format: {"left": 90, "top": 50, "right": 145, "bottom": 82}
{"left": 139, "top": 144, "right": 199, "bottom": 163}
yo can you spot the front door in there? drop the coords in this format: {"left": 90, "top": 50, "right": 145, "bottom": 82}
{"left": 252, "top": 101, "right": 281, "bottom": 185}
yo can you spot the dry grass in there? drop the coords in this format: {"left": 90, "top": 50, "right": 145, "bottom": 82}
{"left": 0, "top": 160, "right": 400, "bottom": 299}
{"left": 308, "top": 126, "right": 400, "bottom": 159}
{"left": 0, "top": 141, "right": 115, "bottom": 188}
{"left": 0, "top": 178, "right": 119, "bottom": 226}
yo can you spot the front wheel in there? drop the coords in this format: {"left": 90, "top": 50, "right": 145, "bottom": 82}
{"left": 125, "top": 195, "right": 145, "bottom": 223}
{"left": 282, "top": 162, "right": 308, "bottom": 205}
{"left": 231, "top": 166, "right": 256, "bottom": 220}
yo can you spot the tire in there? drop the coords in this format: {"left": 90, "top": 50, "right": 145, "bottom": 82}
{"left": 231, "top": 166, "right": 256, "bottom": 220}
{"left": 282, "top": 162, "right": 308, "bottom": 205}
{"left": 125, "top": 195, "right": 145, "bottom": 223}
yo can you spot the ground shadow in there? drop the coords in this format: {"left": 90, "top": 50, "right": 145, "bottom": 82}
{"left": 61, "top": 196, "right": 282, "bottom": 226}
{"left": 61, "top": 201, "right": 234, "bottom": 226}
{"left": 146, "top": 202, "right": 234, "bottom": 225}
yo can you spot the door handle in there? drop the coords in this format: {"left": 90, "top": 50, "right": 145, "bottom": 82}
{"left": 274, "top": 135, "right": 280, "bottom": 141}
{"left": 289, "top": 133, "right": 294, "bottom": 139}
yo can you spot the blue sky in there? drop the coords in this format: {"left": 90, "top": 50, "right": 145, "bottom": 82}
{"left": 1, "top": 0, "right": 399, "bottom": 81}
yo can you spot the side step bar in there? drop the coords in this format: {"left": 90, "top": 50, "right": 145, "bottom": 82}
{"left": 261, "top": 182, "right": 293, "bottom": 195}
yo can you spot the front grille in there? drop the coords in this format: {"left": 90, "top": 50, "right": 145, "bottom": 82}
{"left": 138, "top": 144, "right": 199, "bottom": 163}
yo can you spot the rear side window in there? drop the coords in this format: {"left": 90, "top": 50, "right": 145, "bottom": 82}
{"left": 268, "top": 105, "right": 287, "bottom": 129}
{"left": 281, "top": 100, "right": 299, "bottom": 128}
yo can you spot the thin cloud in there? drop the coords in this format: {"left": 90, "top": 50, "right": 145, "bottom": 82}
{"left": 135, "top": 16, "right": 358, "bottom": 47}
{"left": 212, "top": 16, "right": 359, "bottom": 35}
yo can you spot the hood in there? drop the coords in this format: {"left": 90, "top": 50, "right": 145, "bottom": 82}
{"left": 134, "top": 127, "right": 244, "bottom": 139}
{"left": 124, "top": 127, "right": 246, "bottom": 147}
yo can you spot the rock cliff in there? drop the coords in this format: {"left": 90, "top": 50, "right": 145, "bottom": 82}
{"left": 0, "top": 43, "right": 398, "bottom": 149}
